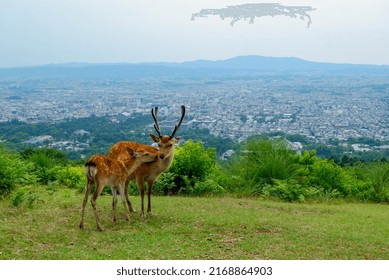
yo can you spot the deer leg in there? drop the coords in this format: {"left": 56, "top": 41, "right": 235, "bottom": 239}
{"left": 112, "top": 187, "right": 118, "bottom": 222}
{"left": 137, "top": 178, "right": 146, "bottom": 219}
{"left": 124, "top": 179, "right": 137, "bottom": 213}
{"left": 118, "top": 184, "right": 131, "bottom": 222}
{"left": 91, "top": 182, "right": 105, "bottom": 231}
{"left": 79, "top": 180, "right": 93, "bottom": 229}
{"left": 147, "top": 181, "right": 154, "bottom": 217}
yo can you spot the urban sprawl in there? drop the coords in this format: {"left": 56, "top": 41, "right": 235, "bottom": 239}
{"left": 0, "top": 75, "right": 388, "bottom": 148}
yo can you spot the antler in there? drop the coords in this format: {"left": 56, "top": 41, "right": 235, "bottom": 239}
{"left": 170, "top": 105, "right": 186, "bottom": 138}
{"left": 151, "top": 107, "right": 162, "bottom": 138}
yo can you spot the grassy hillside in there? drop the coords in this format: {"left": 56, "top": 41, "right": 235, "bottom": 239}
{"left": 1, "top": 188, "right": 388, "bottom": 260}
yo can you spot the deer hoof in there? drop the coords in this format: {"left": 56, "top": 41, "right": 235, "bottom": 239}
{"left": 97, "top": 223, "right": 104, "bottom": 231}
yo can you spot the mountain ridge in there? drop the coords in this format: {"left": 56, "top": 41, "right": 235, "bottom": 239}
{"left": 1, "top": 55, "right": 388, "bottom": 78}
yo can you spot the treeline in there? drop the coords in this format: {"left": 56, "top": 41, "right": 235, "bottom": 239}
{"left": 1, "top": 137, "right": 388, "bottom": 207}
{"left": 0, "top": 115, "right": 237, "bottom": 159}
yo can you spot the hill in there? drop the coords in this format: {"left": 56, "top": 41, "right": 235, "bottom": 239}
{"left": 1, "top": 56, "right": 389, "bottom": 79}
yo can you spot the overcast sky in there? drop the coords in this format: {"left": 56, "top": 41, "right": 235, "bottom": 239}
{"left": 1, "top": 0, "right": 388, "bottom": 67}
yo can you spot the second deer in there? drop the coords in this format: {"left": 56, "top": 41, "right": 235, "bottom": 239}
{"left": 108, "top": 105, "right": 186, "bottom": 219}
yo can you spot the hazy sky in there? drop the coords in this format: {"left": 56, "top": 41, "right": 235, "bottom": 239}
{"left": 1, "top": 0, "right": 389, "bottom": 67}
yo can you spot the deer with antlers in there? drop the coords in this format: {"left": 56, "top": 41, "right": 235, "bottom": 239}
{"left": 108, "top": 105, "right": 186, "bottom": 219}
{"left": 79, "top": 147, "right": 158, "bottom": 231}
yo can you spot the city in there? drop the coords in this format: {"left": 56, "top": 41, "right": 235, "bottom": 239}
{"left": 1, "top": 72, "right": 388, "bottom": 148}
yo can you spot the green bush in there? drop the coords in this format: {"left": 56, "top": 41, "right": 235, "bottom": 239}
{"left": 20, "top": 148, "right": 68, "bottom": 184}
{"left": 153, "top": 172, "right": 177, "bottom": 195}
{"left": 349, "top": 162, "right": 389, "bottom": 202}
{"left": 306, "top": 158, "right": 347, "bottom": 194}
{"left": 2, "top": 137, "right": 388, "bottom": 203}
{"left": 242, "top": 138, "right": 297, "bottom": 183}
{"left": 0, "top": 146, "right": 36, "bottom": 196}
{"left": 20, "top": 148, "right": 68, "bottom": 165}
{"left": 162, "top": 140, "right": 217, "bottom": 195}
{"left": 192, "top": 179, "right": 225, "bottom": 196}
{"left": 222, "top": 138, "right": 297, "bottom": 196}
{"left": 262, "top": 179, "right": 318, "bottom": 202}
{"left": 366, "top": 163, "right": 389, "bottom": 196}
{"left": 56, "top": 165, "right": 86, "bottom": 190}
{"left": 10, "top": 186, "right": 40, "bottom": 208}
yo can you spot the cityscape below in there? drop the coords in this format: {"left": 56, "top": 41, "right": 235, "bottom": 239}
{"left": 0, "top": 56, "right": 388, "bottom": 156}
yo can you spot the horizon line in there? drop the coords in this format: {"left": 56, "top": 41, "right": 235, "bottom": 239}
{"left": 1, "top": 55, "right": 389, "bottom": 69}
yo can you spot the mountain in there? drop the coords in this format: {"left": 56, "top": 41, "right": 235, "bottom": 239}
{"left": 1, "top": 56, "right": 388, "bottom": 79}
{"left": 156, "top": 55, "right": 389, "bottom": 71}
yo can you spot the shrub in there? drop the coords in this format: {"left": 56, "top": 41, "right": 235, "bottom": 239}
{"left": 306, "top": 158, "right": 347, "bottom": 194}
{"left": 153, "top": 172, "right": 177, "bottom": 195}
{"left": 20, "top": 148, "right": 67, "bottom": 165}
{"left": 163, "top": 140, "right": 217, "bottom": 195}
{"left": 10, "top": 186, "right": 40, "bottom": 208}
{"left": 242, "top": 138, "right": 297, "bottom": 182}
{"left": 262, "top": 179, "right": 318, "bottom": 202}
{"left": 350, "top": 162, "right": 389, "bottom": 202}
{"left": 191, "top": 179, "right": 225, "bottom": 196}
{"left": 222, "top": 138, "right": 297, "bottom": 196}
{"left": 56, "top": 165, "right": 86, "bottom": 190}
{"left": 20, "top": 148, "right": 68, "bottom": 184}
{"left": 0, "top": 146, "right": 36, "bottom": 196}
{"left": 367, "top": 163, "right": 389, "bottom": 196}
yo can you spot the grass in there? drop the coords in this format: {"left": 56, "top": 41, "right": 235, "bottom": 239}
{"left": 0, "top": 187, "right": 388, "bottom": 260}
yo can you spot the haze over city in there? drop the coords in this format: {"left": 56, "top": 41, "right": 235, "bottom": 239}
{"left": 1, "top": 0, "right": 389, "bottom": 67}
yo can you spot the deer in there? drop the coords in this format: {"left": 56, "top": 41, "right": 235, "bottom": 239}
{"left": 79, "top": 147, "right": 158, "bottom": 231}
{"left": 108, "top": 105, "right": 186, "bottom": 219}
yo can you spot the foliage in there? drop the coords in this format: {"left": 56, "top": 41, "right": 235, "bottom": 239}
{"left": 220, "top": 138, "right": 389, "bottom": 202}
{"left": 20, "top": 148, "right": 68, "bottom": 184}
{"left": 153, "top": 172, "right": 177, "bottom": 195}
{"left": 349, "top": 162, "right": 389, "bottom": 202}
{"left": 10, "top": 185, "right": 40, "bottom": 208}
{"left": 304, "top": 157, "right": 346, "bottom": 193}
{"left": 19, "top": 148, "right": 68, "bottom": 165}
{"left": 0, "top": 116, "right": 238, "bottom": 159}
{"left": 0, "top": 137, "right": 388, "bottom": 204}
{"left": 192, "top": 179, "right": 225, "bottom": 196}
{"left": 153, "top": 140, "right": 221, "bottom": 196}
{"left": 222, "top": 138, "right": 297, "bottom": 196}
{"left": 0, "top": 145, "right": 36, "bottom": 196}
{"left": 262, "top": 180, "right": 319, "bottom": 202}
{"left": 243, "top": 138, "right": 297, "bottom": 182}
{"left": 55, "top": 165, "right": 86, "bottom": 191}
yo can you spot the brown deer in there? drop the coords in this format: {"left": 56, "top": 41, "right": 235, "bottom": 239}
{"left": 108, "top": 141, "right": 159, "bottom": 213}
{"left": 79, "top": 147, "right": 158, "bottom": 231}
{"left": 108, "top": 105, "right": 186, "bottom": 219}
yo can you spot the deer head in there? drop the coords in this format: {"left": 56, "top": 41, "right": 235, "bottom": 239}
{"left": 150, "top": 105, "right": 185, "bottom": 160}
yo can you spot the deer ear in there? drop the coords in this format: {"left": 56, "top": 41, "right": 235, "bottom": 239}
{"left": 150, "top": 134, "right": 160, "bottom": 143}
{"left": 174, "top": 137, "right": 181, "bottom": 143}
{"left": 126, "top": 147, "right": 139, "bottom": 157}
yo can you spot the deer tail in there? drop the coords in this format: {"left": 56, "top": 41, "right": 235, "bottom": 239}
{"left": 85, "top": 160, "right": 97, "bottom": 181}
